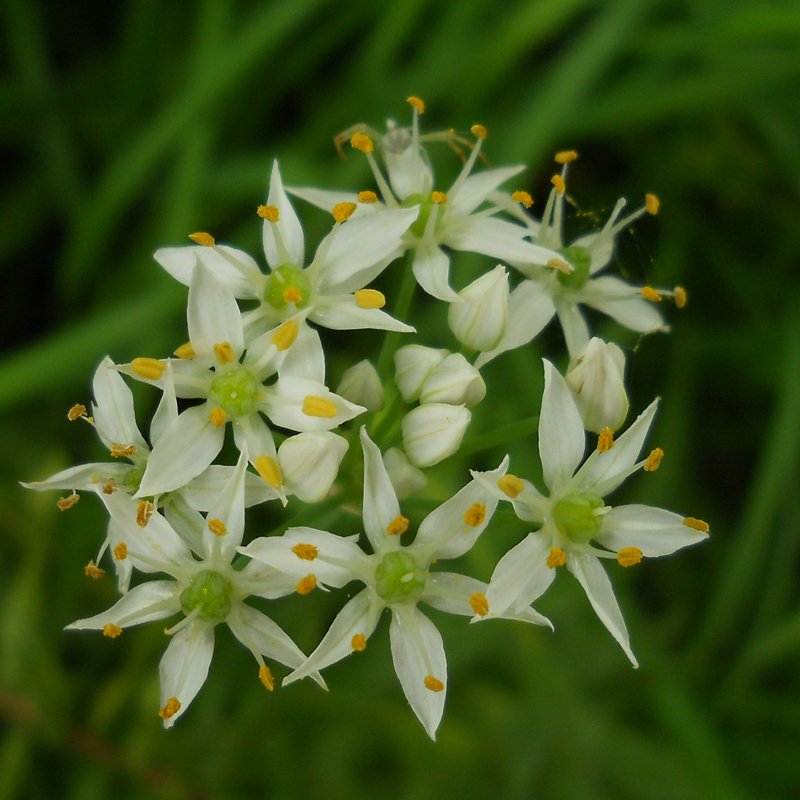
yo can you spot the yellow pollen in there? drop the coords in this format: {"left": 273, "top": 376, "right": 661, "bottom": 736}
{"left": 464, "top": 503, "right": 486, "bottom": 527}
{"left": 424, "top": 675, "right": 445, "bottom": 692}
{"left": 642, "top": 286, "right": 662, "bottom": 303}
{"left": 272, "top": 320, "right": 299, "bottom": 351}
{"left": 469, "top": 592, "right": 489, "bottom": 617}
{"left": 254, "top": 455, "right": 282, "bottom": 488}
{"left": 675, "top": 286, "right": 687, "bottom": 308}
{"left": 302, "top": 395, "right": 337, "bottom": 418}
{"left": 683, "top": 517, "right": 709, "bottom": 532}
{"left": 173, "top": 342, "right": 196, "bottom": 359}
{"left": 84, "top": 560, "right": 104, "bottom": 579}
{"left": 110, "top": 443, "right": 137, "bottom": 458}
{"left": 547, "top": 548, "right": 566, "bottom": 569}
{"left": 551, "top": 175, "right": 566, "bottom": 196}
{"left": 644, "top": 448, "right": 664, "bottom": 472}
{"left": 259, "top": 665, "right": 275, "bottom": 691}
{"left": 431, "top": 191, "right": 447, "bottom": 205}
{"left": 68, "top": 404, "right": 87, "bottom": 421}
{"left": 296, "top": 574, "right": 317, "bottom": 595}
{"left": 136, "top": 500, "right": 154, "bottom": 527}
{"left": 546, "top": 258, "right": 571, "bottom": 274}
{"left": 102, "top": 478, "right": 117, "bottom": 495}
{"left": 617, "top": 547, "right": 643, "bottom": 567}
{"left": 497, "top": 474, "right": 524, "bottom": 499}
{"left": 159, "top": 697, "right": 181, "bottom": 720}
{"left": 57, "top": 492, "right": 80, "bottom": 511}
{"left": 351, "top": 133, "right": 374, "bottom": 154}
{"left": 555, "top": 150, "right": 579, "bottom": 164}
{"left": 210, "top": 407, "right": 227, "bottom": 429}
{"left": 358, "top": 191, "right": 378, "bottom": 203}
{"left": 471, "top": 124, "right": 487, "bottom": 140}
{"left": 189, "top": 232, "right": 215, "bottom": 247}
{"left": 387, "top": 515, "right": 410, "bottom": 536}
{"left": 291, "top": 543, "right": 318, "bottom": 561}
{"left": 333, "top": 202, "right": 357, "bottom": 222}
{"left": 352, "top": 633, "right": 367, "bottom": 651}
{"left": 103, "top": 624, "right": 123, "bottom": 639}
{"left": 283, "top": 286, "right": 303, "bottom": 304}
{"left": 407, "top": 96, "right": 425, "bottom": 113}
{"left": 511, "top": 190, "right": 533, "bottom": 208}
{"left": 645, "top": 193, "right": 660, "bottom": 215}
{"left": 354, "top": 289, "right": 386, "bottom": 309}
{"left": 214, "top": 342, "right": 236, "bottom": 364}
{"left": 257, "top": 205, "right": 280, "bottom": 222}
{"left": 113, "top": 542, "right": 128, "bottom": 560}
{"left": 208, "top": 518, "right": 227, "bottom": 537}
{"left": 131, "top": 357, "right": 166, "bottom": 381}
{"left": 597, "top": 428, "right": 615, "bottom": 452}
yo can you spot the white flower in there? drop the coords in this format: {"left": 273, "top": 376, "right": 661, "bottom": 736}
{"left": 471, "top": 360, "right": 709, "bottom": 666}
{"left": 419, "top": 353, "right": 485, "bottom": 408}
{"left": 278, "top": 432, "right": 349, "bottom": 503}
{"left": 66, "top": 449, "right": 323, "bottom": 728}
{"left": 383, "top": 447, "right": 427, "bottom": 500}
{"left": 402, "top": 403, "right": 472, "bottom": 468}
{"left": 447, "top": 266, "right": 508, "bottom": 352}
{"left": 337, "top": 360, "right": 384, "bottom": 412}
{"left": 239, "top": 428, "right": 550, "bottom": 739}
{"left": 394, "top": 345, "right": 449, "bottom": 403}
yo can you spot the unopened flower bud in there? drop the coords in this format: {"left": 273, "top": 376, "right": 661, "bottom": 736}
{"left": 394, "top": 345, "right": 449, "bottom": 403}
{"left": 278, "top": 432, "right": 348, "bottom": 503}
{"left": 419, "top": 353, "right": 486, "bottom": 408}
{"left": 447, "top": 266, "right": 509, "bottom": 351}
{"left": 383, "top": 447, "right": 428, "bottom": 499}
{"left": 564, "top": 337, "right": 629, "bottom": 434}
{"left": 337, "top": 360, "right": 384, "bottom": 412}
{"left": 402, "top": 404, "right": 471, "bottom": 468}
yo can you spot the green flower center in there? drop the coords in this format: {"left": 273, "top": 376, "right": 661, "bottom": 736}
{"left": 180, "top": 569, "right": 233, "bottom": 624}
{"left": 210, "top": 367, "right": 259, "bottom": 418}
{"left": 375, "top": 550, "right": 427, "bottom": 605}
{"left": 556, "top": 246, "right": 592, "bottom": 291}
{"left": 263, "top": 264, "right": 312, "bottom": 310}
{"left": 552, "top": 492, "right": 606, "bottom": 544}
{"left": 402, "top": 193, "right": 435, "bottom": 238}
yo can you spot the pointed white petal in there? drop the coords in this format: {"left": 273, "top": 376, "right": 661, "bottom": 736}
{"left": 287, "top": 187, "right": 369, "bottom": 214}
{"left": 91, "top": 357, "right": 148, "bottom": 452}
{"left": 385, "top": 145, "right": 432, "bottom": 200}
{"left": 178, "top": 465, "right": 279, "bottom": 510}
{"left": 21, "top": 462, "right": 131, "bottom": 492}
{"left": 163, "top": 494, "right": 207, "bottom": 556}
{"left": 115, "top": 359, "right": 211, "bottom": 400}
{"left": 187, "top": 260, "right": 245, "bottom": 360}
{"left": 154, "top": 245, "right": 262, "bottom": 298}
{"left": 554, "top": 300, "right": 591, "bottom": 359}
{"left": 203, "top": 446, "right": 247, "bottom": 559}
{"left": 263, "top": 161, "right": 304, "bottom": 269}
{"left": 411, "top": 243, "right": 460, "bottom": 302}
{"left": 311, "top": 296, "right": 415, "bottom": 333}
{"left": 66, "top": 580, "right": 181, "bottom": 630}
{"left": 360, "top": 427, "right": 402, "bottom": 552}
{"left": 450, "top": 165, "right": 526, "bottom": 217}
{"left": 469, "top": 466, "right": 547, "bottom": 524}
{"left": 264, "top": 376, "right": 365, "bottom": 432}
{"left": 277, "top": 322, "right": 325, "bottom": 383}
{"left": 150, "top": 360, "right": 179, "bottom": 446}
{"left": 583, "top": 276, "right": 667, "bottom": 333}
{"left": 236, "top": 559, "right": 301, "bottom": 600}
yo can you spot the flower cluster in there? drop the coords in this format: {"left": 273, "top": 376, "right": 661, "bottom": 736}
{"left": 25, "top": 97, "right": 708, "bottom": 739}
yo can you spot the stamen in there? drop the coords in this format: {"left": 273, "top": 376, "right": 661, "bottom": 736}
{"left": 547, "top": 548, "right": 566, "bottom": 569}
{"left": 674, "top": 286, "right": 687, "bottom": 308}
{"left": 259, "top": 665, "right": 275, "bottom": 691}
{"left": 551, "top": 174, "right": 566, "bottom": 196}
{"left": 103, "top": 624, "right": 123, "bottom": 638}
{"left": 546, "top": 258, "right": 571, "bottom": 274}
{"left": 57, "top": 492, "right": 79, "bottom": 511}
{"left": 272, "top": 320, "right": 299, "bottom": 351}
{"left": 302, "top": 396, "right": 337, "bottom": 418}
{"left": 352, "top": 633, "right": 367, "bottom": 651}
{"left": 136, "top": 500, "right": 154, "bottom": 527}
{"left": 257, "top": 205, "right": 280, "bottom": 222}
{"left": 296, "top": 574, "right": 317, "bottom": 595}
{"left": 102, "top": 478, "right": 117, "bottom": 495}
{"left": 511, "top": 191, "right": 533, "bottom": 208}
{"left": 424, "top": 675, "right": 445, "bottom": 692}
{"left": 471, "top": 124, "right": 488, "bottom": 140}
{"left": 617, "top": 547, "right": 643, "bottom": 567}
{"left": 214, "top": 342, "right": 236, "bottom": 365}
{"left": 189, "top": 232, "right": 215, "bottom": 247}
{"left": 208, "top": 518, "right": 227, "bottom": 537}
{"left": 387, "top": 515, "right": 410, "bottom": 536}
{"left": 68, "top": 404, "right": 87, "bottom": 421}
{"left": 173, "top": 342, "right": 195, "bottom": 359}
{"left": 283, "top": 287, "right": 303, "bottom": 304}
{"left": 159, "top": 697, "right": 181, "bottom": 720}
{"left": 464, "top": 503, "right": 486, "bottom": 527}
{"left": 254, "top": 455, "right": 282, "bottom": 488}
{"left": 131, "top": 357, "right": 166, "bottom": 381}
{"left": 469, "top": 592, "right": 489, "bottom": 617}
{"left": 210, "top": 407, "right": 227, "bottom": 429}
{"left": 350, "top": 133, "right": 374, "bottom": 154}
{"left": 645, "top": 193, "right": 660, "bottom": 215}
{"left": 641, "top": 286, "right": 662, "bottom": 303}
{"left": 431, "top": 191, "right": 447, "bottom": 205}
{"left": 497, "top": 474, "right": 524, "bottom": 499}
{"left": 683, "top": 517, "right": 709, "bottom": 532}
{"left": 407, "top": 96, "right": 425, "bottom": 113}
{"left": 358, "top": 191, "right": 378, "bottom": 203}
{"left": 643, "top": 448, "right": 663, "bottom": 472}
{"left": 354, "top": 289, "right": 386, "bottom": 309}
{"left": 291, "top": 543, "right": 318, "bottom": 561}
{"left": 113, "top": 542, "right": 128, "bottom": 560}
{"left": 110, "top": 443, "right": 137, "bottom": 458}
{"left": 84, "top": 560, "right": 105, "bottom": 579}
{"left": 597, "top": 428, "right": 615, "bottom": 452}
{"left": 332, "top": 202, "right": 357, "bottom": 223}
{"left": 555, "top": 150, "right": 579, "bottom": 164}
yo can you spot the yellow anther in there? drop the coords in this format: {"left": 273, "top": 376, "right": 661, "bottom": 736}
{"left": 57, "top": 492, "right": 80, "bottom": 511}
{"left": 283, "top": 286, "right": 303, "bottom": 304}
{"left": 387, "top": 515, "right": 410, "bottom": 536}
{"left": 511, "top": 191, "right": 534, "bottom": 208}
{"left": 113, "top": 542, "right": 128, "bottom": 560}
{"left": 497, "top": 474, "right": 525, "bottom": 499}
{"left": 358, "top": 191, "right": 378, "bottom": 203}
{"left": 352, "top": 633, "right": 367, "bottom": 651}
{"left": 84, "top": 560, "right": 105, "bottom": 579}
{"left": 213, "top": 342, "right": 236, "bottom": 365}
{"left": 617, "top": 547, "right": 643, "bottom": 567}
{"left": 471, "top": 124, "right": 488, "bottom": 140}
{"left": 597, "top": 428, "right": 615, "bottom": 452}
{"left": 103, "top": 624, "right": 123, "bottom": 639}
{"left": 643, "top": 448, "right": 664, "bottom": 472}
{"left": 645, "top": 193, "right": 660, "bottom": 215}
{"left": 254, "top": 455, "right": 282, "bottom": 488}
{"left": 257, "top": 205, "right": 280, "bottom": 222}
{"left": 547, "top": 258, "right": 571, "bottom": 274}
{"left": 173, "top": 342, "right": 196, "bottom": 359}
{"left": 131, "top": 357, "right": 166, "bottom": 381}
{"left": 642, "top": 286, "right": 662, "bottom": 303}
{"left": 551, "top": 175, "right": 566, "bottom": 196}
{"left": 208, "top": 518, "right": 227, "bottom": 537}
{"left": 431, "top": 191, "right": 447, "bottom": 205}
{"left": 136, "top": 500, "right": 154, "bottom": 527}
{"left": 259, "top": 665, "right": 275, "bottom": 691}
{"left": 68, "top": 404, "right": 87, "bottom": 421}
{"left": 296, "top": 574, "right": 317, "bottom": 595}
{"left": 210, "top": 407, "right": 227, "bottom": 429}
{"left": 189, "top": 232, "right": 215, "bottom": 247}
{"left": 555, "top": 150, "right": 579, "bottom": 164}
{"left": 674, "top": 286, "right": 687, "bottom": 308}
{"left": 469, "top": 592, "right": 489, "bottom": 617}
{"left": 102, "top": 478, "right": 117, "bottom": 495}
{"left": 333, "top": 202, "right": 357, "bottom": 222}
{"left": 424, "top": 675, "right": 445, "bottom": 692}
{"left": 407, "top": 96, "right": 425, "bottom": 113}
{"left": 354, "top": 289, "right": 386, "bottom": 309}
{"left": 291, "top": 543, "right": 318, "bottom": 561}
{"left": 110, "top": 443, "right": 137, "bottom": 458}
{"left": 547, "top": 548, "right": 566, "bottom": 569}
{"left": 272, "top": 320, "right": 299, "bottom": 351}
{"left": 302, "top": 395, "right": 337, "bottom": 418}
{"left": 464, "top": 503, "right": 486, "bottom": 527}
{"left": 683, "top": 517, "right": 709, "bottom": 532}
{"left": 351, "top": 133, "right": 374, "bottom": 153}
{"left": 159, "top": 697, "right": 181, "bottom": 720}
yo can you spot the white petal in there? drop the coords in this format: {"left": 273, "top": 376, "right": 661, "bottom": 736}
{"left": 278, "top": 432, "right": 349, "bottom": 503}
{"left": 179, "top": 465, "right": 280, "bottom": 510}
{"left": 385, "top": 145, "right": 432, "bottom": 200}
{"left": 360, "top": 427, "right": 402, "bottom": 552}
{"left": 287, "top": 186, "right": 366, "bottom": 212}
{"left": 264, "top": 376, "right": 365, "bottom": 432}
{"left": 447, "top": 266, "right": 509, "bottom": 352}
{"left": 383, "top": 447, "right": 427, "bottom": 500}
{"left": 187, "top": 259, "right": 245, "bottom": 360}
{"left": 583, "top": 276, "right": 666, "bottom": 333}
{"left": 411, "top": 243, "right": 460, "bottom": 302}
{"left": 277, "top": 322, "right": 326, "bottom": 383}
{"left": 91, "top": 357, "right": 147, "bottom": 452}
{"left": 150, "top": 360, "right": 179, "bottom": 446}
{"left": 203, "top": 446, "right": 247, "bottom": 559}
{"left": 154, "top": 245, "right": 262, "bottom": 299}
{"left": 163, "top": 494, "right": 207, "bottom": 556}
{"left": 263, "top": 160, "right": 304, "bottom": 269}
{"left": 310, "top": 296, "right": 414, "bottom": 333}
{"left": 450, "top": 165, "right": 526, "bottom": 217}
{"left": 469, "top": 466, "right": 547, "bottom": 524}
{"left": 66, "top": 580, "right": 180, "bottom": 630}
{"left": 554, "top": 300, "right": 591, "bottom": 359}
{"left": 21, "top": 462, "right": 131, "bottom": 492}
{"left": 116, "top": 358, "right": 211, "bottom": 400}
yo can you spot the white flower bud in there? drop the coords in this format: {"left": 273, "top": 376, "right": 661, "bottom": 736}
{"left": 447, "top": 265, "right": 509, "bottom": 351}
{"left": 278, "top": 432, "right": 349, "bottom": 503}
{"left": 336, "top": 360, "right": 384, "bottom": 412}
{"left": 394, "top": 345, "right": 449, "bottom": 403}
{"left": 564, "top": 337, "right": 629, "bottom": 434}
{"left": 383, "top": 447, "right": 428, "bottom": 500}
{"left": 419, "top": 353, "right": 486, "bottom": 408}
{"left": 402, "top": 403, "right": 471, "bottom": 468}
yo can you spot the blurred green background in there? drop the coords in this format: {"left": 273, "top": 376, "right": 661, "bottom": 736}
{"left": 2, "top": 0, "right": 800, "bottom": 797}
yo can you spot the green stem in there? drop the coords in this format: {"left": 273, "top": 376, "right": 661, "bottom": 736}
{"left": 376, "top": 253, "right": 417, "bottom": 381}
{"left": 460, "top": 414, "right": 540, "bottom": 456}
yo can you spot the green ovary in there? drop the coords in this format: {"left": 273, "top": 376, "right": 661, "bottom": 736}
{"left": 552, "top": 492, "right": 606, "bottom": 544}
{"left": 263, "top": 264, "right": 312, "bottom": 310}
{"left": 180, "top": 570, "right": 233, "bottom": 624}
{"left": 375, "top": 550, "right": 427, "bottom": 605}
{"left": 556, "top": 246, "right": 592, "bottom": 290}
{"left": 210, "top": 368, "right": 259, "bottom": 418}
{"left": 402, "top": 194, "right": 434, "bottom": 238}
